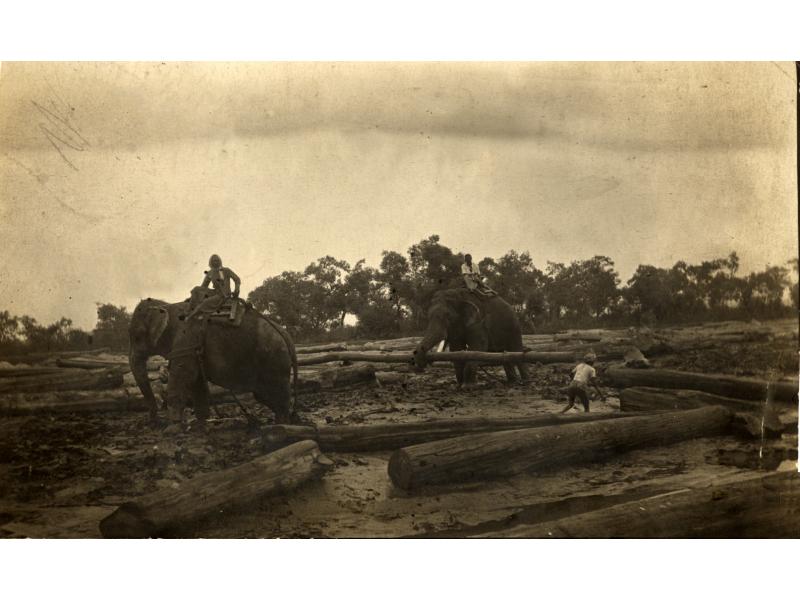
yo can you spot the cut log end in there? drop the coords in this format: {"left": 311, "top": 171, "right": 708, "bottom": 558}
{"left": 387, "top": 449, "right": 414, "bottom": 490}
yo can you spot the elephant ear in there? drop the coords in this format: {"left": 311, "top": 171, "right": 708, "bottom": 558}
{"left": 459, "top": 298, "right": 484, "bottom": 328}
{"left": 146, "top": 306, "right": 170, "bottom": 347}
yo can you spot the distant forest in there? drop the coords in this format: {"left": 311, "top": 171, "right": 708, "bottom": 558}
{"left": 1, "top": 234, "right": 798, "bottom": 353}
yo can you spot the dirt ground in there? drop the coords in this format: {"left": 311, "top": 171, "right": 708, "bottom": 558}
{"left": 0, "top": 319, "right": 797, "bottom": 538}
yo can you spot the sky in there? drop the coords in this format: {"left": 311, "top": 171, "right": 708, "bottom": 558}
{"left": 0, "top": 61, "right": 797, "bottom": 330}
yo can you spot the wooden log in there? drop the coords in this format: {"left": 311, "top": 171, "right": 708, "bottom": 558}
{"left": 620, "top": 387, "right": 785, "bottom": 438}
{"left": 484, "top": 471, "right": 800, "bottom": 538}
{"left": 0, "top": 347, "right": 111, "bottom": 365}
{"left": 99, "top": 440, "right": 333, "bottom": 538}
{"left": 387, "top": 406, "right": 733, "bottom": 490}
{"left": 301, "top": 363, "right": 376, "bottom": 391}
{"left": 620, "top": 387, "right": 760, "bottom": 413}
{"left": 0, "top": 367, "right": 68, "bottom": 378}
{"left": 604, "top": 367, "right": 798, "bottom": 404}
{"left": 298, "top": 351, "right": 413, "bottom": 366}
{"left": 56, "top": 357, "right": 132, "bottom": 371}
{"left": 0, "top": 389, "right": 148, "bottom": 415}
{"left": 0, "top": 367, "right": 124, "bottom": 394}
{"left": 295, "top": 343, "right": 348, "bottom": 354}
{"left": 298, "top": 349, "right": 577, "bottom": 367}
{"left": 262, "top": 412, "right": 647, "bottom": 452}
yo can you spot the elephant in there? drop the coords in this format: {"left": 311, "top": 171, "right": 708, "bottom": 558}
{"left": 412, "top": 288, "right": 529, "bottom": 387}
{"left": 128, "top": 296, "right": 298, "bottom": 425}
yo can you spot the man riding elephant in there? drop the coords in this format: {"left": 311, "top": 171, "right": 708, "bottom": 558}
{"left": 183, "top": 254, "right": 241, "bottom": 321}
{"left": 461, "top": 254, "right": 496, "bottom": 297}
{"left": 413, "top": 287, "right": 528, "bottom": 387}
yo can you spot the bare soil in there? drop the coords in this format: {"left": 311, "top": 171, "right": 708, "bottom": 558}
{"left": 0, "top": 319, "right": 796, "bottom": 538}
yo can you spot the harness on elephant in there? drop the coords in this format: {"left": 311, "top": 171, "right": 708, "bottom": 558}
{"left": 186, "top": 286, "right": 247, "bottom": 326}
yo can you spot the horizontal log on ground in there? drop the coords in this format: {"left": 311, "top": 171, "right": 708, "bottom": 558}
{"left": 296, "top": 363, "right": 376, "bottom": 393}
{"left": 262, "top": 412, "right": 646, "bottom": 452}
{"left": 485, "top": 471, "right": 800, "bottom": 538}
{"left": 295, "top": 343, "right": 348, "bottom": 354}
{"left": 298, "top": 350, "right": 578, "bottom": 367}
{"left": 0, "top": 347, "right": 111, "bottom": 365}
{"left": 620, "top": 387, "right": 785, "bottom": 438}
{"left": 56, "top": 358, "right": 132, "bottom": 371}
{"left": 388, "top": 406, "right": 733, "bottom": 490}
{"left": 604, "top": 367, "right": 798, "bottom": 404}
{"left": 0, "top": 368, "right": 125, "bottom": 394}
{"left": 620, "top": 387, "right": 760, "bottom": 413}
{"left": 0, "top": 389, "right": 148, "bottom": 415}
{"left": 100, "top": 440, "right": 333, "bottom": 538}
{"left": 0, "top": 367, "right": 68, "bottom": 378}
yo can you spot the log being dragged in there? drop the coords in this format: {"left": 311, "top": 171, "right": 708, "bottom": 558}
{"left": 263, "top": 412, "right": 647, "bottom": 452}
{"left": 99, "top": 440, "right": 333, "bottom": 538}
{"left": 485, "top": 471, "right": 800, "bottom": 538}
{"left": 387, "top": 406, "right": 733, "bottom": 490}
{"left": 0, "top": 367, "right": 124, "bottom": 394}
{"left": 298, "top": 350, "right": 578, "bottom": 367}
{"left": 604, "top": 367, "right": 798, "bottom": 404}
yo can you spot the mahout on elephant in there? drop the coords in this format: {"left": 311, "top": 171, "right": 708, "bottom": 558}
{"left": 412, "top": 287, "right": 529, "bottom": 387}
{"left": 128, "top": 291, "right": 297, "bottom": 428}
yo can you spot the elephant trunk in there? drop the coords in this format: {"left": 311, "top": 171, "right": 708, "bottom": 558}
{"left": 414, "top": 323, "right": 447, "bottom": 370}
{"left": 129, "top": 349, "right": 158, "bottom": 419}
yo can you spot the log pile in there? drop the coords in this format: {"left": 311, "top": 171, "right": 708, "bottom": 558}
{"left": 387, "top": 406, "right": 734, "bottom": 490}
{"left": 99, "top": 440, "right": 333, "bottom": 538}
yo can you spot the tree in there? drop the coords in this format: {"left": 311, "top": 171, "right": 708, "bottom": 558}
{"left": 93, "top": 303, "right": 131, "bottom": 351}
{"left": 0, "top": 311, "right": 21, "bottom": 345}
{"left": 543, "top": 256, "right": 621, "bottom": 324}
{"left": 480, "top": 250, "right": 547, "bottom": 329}
{"left": 304, "top": 256, "right": 352, "bottom": 328}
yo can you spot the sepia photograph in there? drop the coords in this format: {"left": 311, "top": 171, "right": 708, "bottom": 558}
{"left": 0, "top": 60, "right": 797, "bottom": 541}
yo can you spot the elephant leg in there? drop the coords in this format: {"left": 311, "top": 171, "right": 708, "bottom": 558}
{"left": 453, "top": 362, "right": 465, "bottom": 387}
{"left": 192, "top": 376, "right": 210, "bottom": 422}
{"left": 463, "top": 362, "right": 478, "bottom": 385}
{"left": 255, "top": 379, "right": 293, "bottom": 424}
{"left": 516, "top": 362, "right": 530, "bottom": 383}
{"left": 503, "top": 364, "right": 518, "bottom": 383}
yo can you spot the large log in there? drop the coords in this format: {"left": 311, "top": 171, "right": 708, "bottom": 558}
{"left": 620, "top": 387, "right": 786, "bottom": 438}
{"left": 0, "top": 347, "right": 111, "bottom": 365}
{"left": 604, "top": 367, "right": 798, "bottom": 404}
{"left": 298, "top": 350, "right": 577, "bottom": 367}
{"left": 0, "top": 367, "right": 67, "bottom": 378}
{"left": 262, "top": 412, "right": 646, "bottom": 452}
{"left": 0, "top": 367, "right": 124, "bottom": 394}
{"left": 620, "top": 387, "right": 759, "bottom": 413}
{"left": 0, "top": 389, "right": 148, "bottom": 415}
{"left": 295, "top": 343, "right": 348, "bottom": 354}
{"left": 484, "top": 471, "right": 800, "bottom": 538}
{"left": 99, "top": 440, "right": 333, "bottom": 538}
{"left": 387, "top": 406, "right": 733, "bottom": 490}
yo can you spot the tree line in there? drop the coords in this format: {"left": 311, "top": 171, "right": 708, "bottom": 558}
{"left": 1, "top": 234, "right": 797, "bottom": 354}
{"left": 247, "top": 235, "right": 799, "bottom": 340}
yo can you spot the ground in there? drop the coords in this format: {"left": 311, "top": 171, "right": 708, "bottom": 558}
{"left": 0, "top": 319, "right": 797, "bottom": 538}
